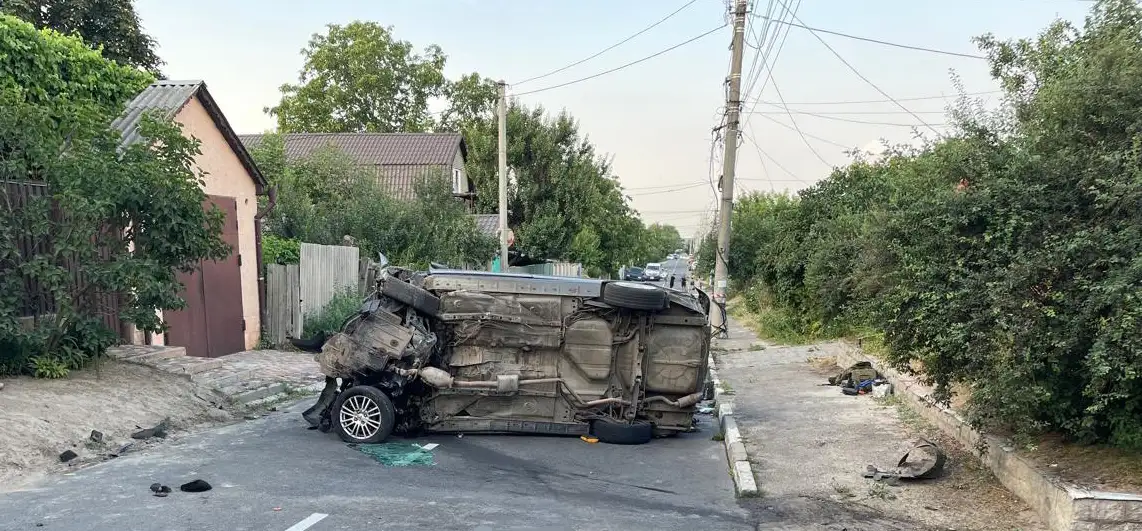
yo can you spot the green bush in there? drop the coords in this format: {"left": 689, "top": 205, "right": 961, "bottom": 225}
{"left": 713, "top": 0, "right": 1142, "bottom": 449}
{"left": 263, "top": 234, "right": 300, "bottom": 265}
{"left": 302, "top": 288, "right": 362, "bottom": 339}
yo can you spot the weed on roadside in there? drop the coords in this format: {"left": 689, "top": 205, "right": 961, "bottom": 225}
{"left": 867, "top": 482, "right": 897, "bottom": 501}
{"left": 831, "top": 481, "right": 856, "bottom": 498}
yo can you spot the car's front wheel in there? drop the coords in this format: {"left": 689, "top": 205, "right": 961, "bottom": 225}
{"left": 332, "top": 385, "right": 396, "bottom": 444}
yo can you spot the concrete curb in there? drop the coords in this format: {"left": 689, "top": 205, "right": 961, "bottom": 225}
{"left": 709, "top": 357, "right": 760, "bottom": 497}
{"left": 835, "top": 344, "right": 1142, "bottom": 531}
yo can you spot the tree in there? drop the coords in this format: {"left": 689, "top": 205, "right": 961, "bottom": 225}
{"left": 267, "top": 22, "right": 664, "bottom": 277}
{"left": 248, "top": 135, "right": 495, "bottom": 269}
{"left": 1, "top": 0, "right": 163, "bottom": 75}
{"left": 439, "top": 72, "right": 498, "bottom": 131}
{"left": 267, "top": 21, "right": 447, "bottom": 133}
{"left": 0, "top": 16, "right": 226, "bottom": 376}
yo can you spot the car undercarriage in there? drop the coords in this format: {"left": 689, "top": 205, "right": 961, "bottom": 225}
{"left": 300, "top": 267, "right": 712, "bottom": 445}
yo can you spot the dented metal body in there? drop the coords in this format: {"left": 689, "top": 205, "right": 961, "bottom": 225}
{"left": 303, "top": 268, "right": 711, "bottom": 443}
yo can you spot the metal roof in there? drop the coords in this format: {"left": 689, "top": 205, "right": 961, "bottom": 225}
{"left": 238, "top": 133, "right": 466, "bottom": 166}
{"left": 112, "top": 80, "right": 267, "bottom": 193}
{"left": 471, "top": 214, "right": 499, "bottom": 236}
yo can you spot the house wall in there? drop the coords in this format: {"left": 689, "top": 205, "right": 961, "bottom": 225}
{"left": 156, "top": 96, "right": 260, "bottom": 350}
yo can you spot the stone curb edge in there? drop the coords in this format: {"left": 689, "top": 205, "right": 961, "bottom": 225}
{"left": 708, "top": 357, "right": 760, "bottom": 497}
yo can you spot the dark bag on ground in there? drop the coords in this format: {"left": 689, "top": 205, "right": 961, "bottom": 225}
{"left": 829, "top": 361, "right": 880, "bottom": 387}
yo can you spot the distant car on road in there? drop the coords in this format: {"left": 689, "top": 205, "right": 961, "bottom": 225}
{"left": 644, "top": 263, "right": 663, "bottom": 281}
{"left": 623, "top": 266, "right": 645, "bottom": 281}
{"left": 668, "top": 253, "right": 679, "bottom": 260}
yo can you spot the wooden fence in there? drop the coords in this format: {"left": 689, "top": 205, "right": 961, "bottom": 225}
{"left": 265, "top": 243, "right": 361, "bottom": 344}
{"left": 299, "top": 243, "right": 360, "bottom": 318}
{"left": 2, "top": 180, "right": 121, "bottom": 333}
{"left": 264, "top": 263, "right": 301, "bottom": 346}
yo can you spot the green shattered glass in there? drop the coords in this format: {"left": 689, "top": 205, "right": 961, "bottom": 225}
{"left": 350, "top": 443, "right": 435, "bottom": 467}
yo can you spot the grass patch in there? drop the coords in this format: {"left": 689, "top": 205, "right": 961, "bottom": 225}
{"left": 728, "top": 298, "right": 812, "bottom": 345}
{"left": 303, "top": 288, "right": 361, "bottom": 339}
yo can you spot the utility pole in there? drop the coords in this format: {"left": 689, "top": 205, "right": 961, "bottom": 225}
{"left": 710, "top": 0, "right": 748, "bottom": 336}
{"left": 497, "top": 81, "right": 510, "bottom": 271}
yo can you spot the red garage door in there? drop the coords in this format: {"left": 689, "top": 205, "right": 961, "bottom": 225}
{"left": 165, "top": 195, "right": 245, "bottom": 357}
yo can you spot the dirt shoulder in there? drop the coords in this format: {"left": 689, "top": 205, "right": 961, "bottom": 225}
{"left": 0, "top": 360, "right": 233, "bottom": 491}
{"left": 716, "top": 323, "right": 1044, "bottom": 530}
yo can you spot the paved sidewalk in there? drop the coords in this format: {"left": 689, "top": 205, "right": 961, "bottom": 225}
{"left": 108, "top": 346, "right": 322, "bottom": 406}
{"left": 713, "top": 318, "right": 1044, "bottom": 531}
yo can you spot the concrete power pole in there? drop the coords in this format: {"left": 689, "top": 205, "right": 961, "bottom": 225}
{"left": 497, "top": 81, "right": 510, "bottom": 271}
{"left": 710, "top": 0, "right": 748, "bottom": 336}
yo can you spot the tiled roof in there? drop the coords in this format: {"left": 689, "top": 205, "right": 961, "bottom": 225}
{"left": 238, "top": 133, "right": 465, "bottom": 166}
{"left": 112, "top": 80, "right": 267, "bottom": 192}
{"left": 365, "top": 165, "right": 451, "bottom": 202}
{"left": 472, "top": 214, "right": 499, "bottom": 236}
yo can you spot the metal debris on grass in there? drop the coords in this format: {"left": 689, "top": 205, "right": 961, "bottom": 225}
{"left": 350, "top": 442, "right": 436, "bottom": 467}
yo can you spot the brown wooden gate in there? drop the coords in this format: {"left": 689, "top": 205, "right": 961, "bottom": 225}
{"left": 165, "top": 195, "right": 245, "bottom": 357}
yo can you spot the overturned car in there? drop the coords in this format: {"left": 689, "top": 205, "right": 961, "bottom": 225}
{"left": 301, "top": 267, "right": 712, "bottom": 445}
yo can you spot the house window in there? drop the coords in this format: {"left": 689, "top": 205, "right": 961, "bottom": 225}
{"left": 452, "top": 168, "right": 463, "bottom": 194}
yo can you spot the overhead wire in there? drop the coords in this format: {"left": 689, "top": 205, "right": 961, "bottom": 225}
{"left": 513, "top": 24, "right": 728, "bottom": 96}
{"left": 746, "top": 108, "right": 949, "bottom": 127}
{"left": 785, "top": 6, "right": 942, "bottom": 135}
{"left": 753, "top": 107, "right": 947, "bottom": 115}
{"left": 741, "top": 130, "right": 804, "bottom": 182}
{"left": 747, "top": 90, "right": 1003, "bottom": 106}
{"left": 752, "top": 16, "right": 988, "bottom": 60}
{"left": 741, "top": 0, "right": 800, "bottom": 119}
{"left": 626, "top": 182, "right": 709, "bottom": 196}
{"left": 513, "top": 0, "right": 701, "bottom": 86}
{"left": 767, "top": 72, "right": 831, "bottom": 167}
{"left": 751, "top": 112, "right": 853, "bottom": 150}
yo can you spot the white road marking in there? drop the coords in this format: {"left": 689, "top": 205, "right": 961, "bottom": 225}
{"left": 284, "top": 513, "right": 328, "bottom": 531}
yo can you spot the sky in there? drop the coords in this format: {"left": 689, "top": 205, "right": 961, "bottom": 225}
{"left": 134, "top": 0, "right": 1094, "bottom": 240}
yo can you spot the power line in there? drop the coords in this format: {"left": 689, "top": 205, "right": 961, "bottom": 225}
{"left": 514, "top": 24, "right": 728, "bottom": 96}
{"left": 788, "top": 8, "right": 942, "bottom": 135}
{"left": 751, "top": 112, "right": 853, "bottom": 149}
{"left": 513, "top": 0, "right": 700, "bottom": 86}
{"left": 626, "top": 181, "right": 709, "bottom": 191}
{"left": 740, "top": 0, "right": 801, "bottom": 130}
{"left": 749, "top": 108, "right": 948, "bottom": 127}
{"left": 626, "top": 182, "right": 709, "bottom": 196}
{"left": 754, "top": 107, "right": 948, "bottom": 115}
{"left": 768, "top": 72, "right": 831, "bottom": 167}
{"left": 747, "top": 90, "right": 1003, "bottom": 106}
{"left": 755, "top": 15, "right": 987, "bottom": 59}
{"left": 741, "top": 130, "right": 802, "bottom": 181}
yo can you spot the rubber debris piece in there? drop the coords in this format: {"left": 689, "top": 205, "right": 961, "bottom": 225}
{"left": 863, "top": 438, "right": 947, "bottom": 481}
{"left": 180, "top": 479, "right": 212, "bottom": 492}
{"left": 350, "top": 443, "right": 435, "bottom": 467}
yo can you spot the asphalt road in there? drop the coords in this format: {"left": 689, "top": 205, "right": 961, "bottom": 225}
{"left": 644, "top": 257, "right": 691, "bottom": 289}
{"left": 0, "top": 399, "right": 752, "bottom": 531}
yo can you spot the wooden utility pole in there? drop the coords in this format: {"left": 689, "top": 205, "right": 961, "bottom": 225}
{"left": 497, "top": 81, "right": 509, "bottom": 271}
{"left": 710, "top": 0, "right": 748, "bottom": 336}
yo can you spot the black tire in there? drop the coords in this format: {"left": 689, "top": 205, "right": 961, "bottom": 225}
{"left": 602, "top": 282, "right": 667, "bottom": 311}
{"left": 592, "top": 418, "right": 653, "bottom": 445}
{"left": 381, "top": 278, "right": 441, "bottom": 316}
{"left": 331, "top": 386, "right": 397, "bottom": 444}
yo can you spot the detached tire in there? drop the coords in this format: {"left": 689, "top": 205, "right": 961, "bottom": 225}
{"left": 592, "top": 418, "right": 653, "bottom": 445}
{"left": 332, "top": 386, "right": 396, "bottom": 444}
{"left": 603, "top": 282, "right": 667, "bottom": 311}
{"left": 381, "top": 278, "right": 441, "bottom": 316}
